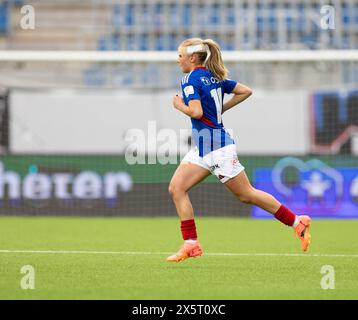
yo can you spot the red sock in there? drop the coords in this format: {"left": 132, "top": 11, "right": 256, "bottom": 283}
{"left": 274, "top": 205, "right": 296, "bottom": 227}
{"left": 181, "top": 219, "right": 197, "bottom": 240}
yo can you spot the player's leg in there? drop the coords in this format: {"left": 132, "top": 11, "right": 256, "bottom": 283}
{"left": 168, "top": 162, "right": 210, "bottom": 221}
{"left": 225, "top": 170, "right": 281, "bottom": 213}
{"left": 167, "top": 161, "right": 211, "bottom": 262}
{"left": 224, "top": 170, "right": 311, "bottom": 251}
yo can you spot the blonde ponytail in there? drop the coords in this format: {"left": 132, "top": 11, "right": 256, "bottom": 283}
{"left": 202, "top": 39, "right": 228, "bottom": 81}
{"left": 179, "top": 38, "right": 228, "bottom": 81}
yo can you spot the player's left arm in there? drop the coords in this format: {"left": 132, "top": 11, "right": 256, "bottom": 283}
{"left": 172, "top": 95, "right": 203, "bottom": 119}
{"left": 222, "top": 82, "right": 252, "bottom": 114}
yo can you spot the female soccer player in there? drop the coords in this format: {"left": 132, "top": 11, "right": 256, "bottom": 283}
{"left": 167, "top": 38, "right": 311, "bottom": 262}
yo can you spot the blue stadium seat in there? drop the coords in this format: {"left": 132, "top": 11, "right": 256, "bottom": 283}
{"left": 226, "top": 4, "right": 235, "bottom": 25}
{"left": 301, "top": 33, "right": 319, "bottom": 49}
{"left": 284, "top": 3, "right": 295, "bottom": 32}
{"left": 139, "top": 34, "right": 149, "bottom": 51}
{"left": 197, "top": 5, "right": 209, "bottom": 27}
{"left": 168, "top": 33, "right": 178, "bottom": 51}
{"left": 97, "top": 35, "right": 120, "bottom": 51}
{"left": 241, "top": 32, "right": 250, "bottom": 48}
{"left": 0, "top": 4, "right": 9, "bottom": 34}
{"left": 153, "top": 3, "right": 163, "bottom": 28}
{"left": 112, "top": 4, "right": 122, "bottom": 30}
{"left": 256, "top": 3, "right": 264, "bottom": 32}
{"left": 125, "top": 3, "right": 135, "bottom": 26}
{"left": 182, "top": 4, "right": 192, "bottom": 26}
{"left": 97, "top": 37, "right": 107, "bottom": 51}
{"left": 296, "top": 3, "right": 305, "bottom": 32}
{"left": 210, "top": 3, "right": 220, "bottom": 25}
{"left": 169, "top": 4, "right": 180, "bottom": 27}
{"left": 155, "top": 34, "right": 165, "bottom": 51}
{"left": 111, "top": 35, "right": 120, "bottom": 50}
{"left": 342, "top": 4, "right": 350, "bottom": 26}
{"left": 268, "top": 16, "right": 277, "bottom": 32}
{"left": 127, "top": 34, "right": 136, "bottom": 50}
{"left": 341, "top": 32, "right": 350, "bottom": 49}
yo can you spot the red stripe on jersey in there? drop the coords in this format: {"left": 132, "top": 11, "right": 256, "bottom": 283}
{"left": 200, "top": 116, "right": 214, "bottom": 127}
{"left": 194, "top": 66, "right": 207, "bottom": 70}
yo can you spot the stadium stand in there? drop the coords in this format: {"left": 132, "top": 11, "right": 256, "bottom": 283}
{"left": 0, "top": 0, "right": 357, "bottom": 51}
{"left": 0, "top": 1, "right": 357, "bottom": 89}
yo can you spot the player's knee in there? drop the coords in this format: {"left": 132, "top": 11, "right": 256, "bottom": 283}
{"left": 168, "top": 182, "right": 184, "bottom": 199}
{"left": 238, "top": 195, "right": 253, "bottom": 204}
{"left": 168, "top": 183, "right": 175, "bottom": 197}
{"left": 235, "top": 191, "right": 254, "bottom": 204}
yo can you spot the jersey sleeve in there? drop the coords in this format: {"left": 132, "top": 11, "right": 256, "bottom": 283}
{"left": 222, "top": 79, "right": 237, "bottom": 94}
{"left": 181, "top": 77, "right": 201, "bottom": 101}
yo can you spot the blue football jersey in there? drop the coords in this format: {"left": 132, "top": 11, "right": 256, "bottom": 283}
{"left": 181, "top": 66, "right": 237, "bottom": 157}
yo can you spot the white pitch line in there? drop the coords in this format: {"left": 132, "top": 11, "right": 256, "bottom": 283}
{"left": 0, "top": 250, "right": 166, "bottom": 255}
{"left": 0, "top": 249, "right": 358, "bottom": 258}
{"left": 206, "top": 252, "right": 358, "bottom": 258}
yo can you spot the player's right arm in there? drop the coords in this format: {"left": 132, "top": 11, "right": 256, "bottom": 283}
{"left": 174, "top": 77, "right": 203, "bottom": 119}
{"left": 222, "top": 82, "right": 252, "bottom": 114}
{"left": 172, "top": 95, "right": 203, "bottom": 119}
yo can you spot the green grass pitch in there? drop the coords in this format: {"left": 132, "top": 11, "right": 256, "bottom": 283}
{"left": 0, "top": 217, "right": 357, "bottom": 300}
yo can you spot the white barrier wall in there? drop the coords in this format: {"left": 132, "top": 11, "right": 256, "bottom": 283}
{"left": 9, "top": 88, "right": 310, "bottom": 155}
{"left": 225, "top": 90, "right": 310, "bottom": 154}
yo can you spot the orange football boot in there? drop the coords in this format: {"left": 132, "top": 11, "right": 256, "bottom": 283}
{"left": 294, "top": 215, "right": 312, "bottom": 252}
{"left": 166, "top": 241, "right": 203, "bottom": 262}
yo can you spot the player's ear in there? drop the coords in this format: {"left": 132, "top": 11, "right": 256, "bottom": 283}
{"left": 189, "top": 53, "right": 196, "bottom": 63}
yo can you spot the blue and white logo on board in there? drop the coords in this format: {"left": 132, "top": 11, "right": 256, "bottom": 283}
{"left": 253, "top": 157, "right": 358, "bottom": 218}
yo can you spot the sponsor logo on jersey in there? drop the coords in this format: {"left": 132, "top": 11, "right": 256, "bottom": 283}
{"left": 183, "top": 85, "right": 194, "bottom": 97}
